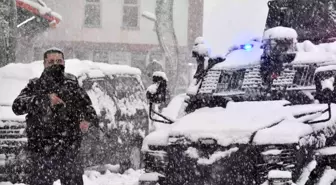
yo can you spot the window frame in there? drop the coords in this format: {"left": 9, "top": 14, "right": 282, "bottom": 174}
{"left": 121, "top": 0, "right": 140, "bottom": 30}
{"left": 83, "top": 0, "right": 102, "bottom": 28}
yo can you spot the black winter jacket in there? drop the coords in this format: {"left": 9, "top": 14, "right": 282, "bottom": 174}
{"left": 12, "top": 72, "right": 98, "bottom": 154}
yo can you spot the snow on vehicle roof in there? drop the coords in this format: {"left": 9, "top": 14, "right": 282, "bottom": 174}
{"left": 212, "top": 44, "right": 336, "bottom": 70}
{"left": 291, "top": 51, "right": 336, "bottom": 65}
{"left": 263, "top": 26, "right": 298, "bottom": 40}
{"left": 212, "top": 42, "right": 263, "bottom": 69}
{"left": 315, "top": 65, "right": 336, "bottom": 74}
{"left": 0, "top": 59, "right": 141, "bottom": 106}
{"left": 297, "top": 40, "right": 336, "bottom": 53}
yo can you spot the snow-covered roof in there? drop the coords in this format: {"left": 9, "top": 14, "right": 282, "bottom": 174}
{"left": 0, "top": 59, "right": 141, "bottom": 106}
{"left": 263, "top": 26, "right": 298, "bottom": 40}
{"left": 17, "top": 0, "right": 62, "bottom": 21}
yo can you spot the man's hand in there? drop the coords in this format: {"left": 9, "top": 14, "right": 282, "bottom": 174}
{"left": 80, "top": 120, "right": 90, "bottom": 133}
{"left": 49, "top": 93, "right": 65, "bottom": 107}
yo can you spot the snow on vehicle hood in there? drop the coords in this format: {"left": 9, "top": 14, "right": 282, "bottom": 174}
{"left": 144, "top": 101, "right": 336, "bottom": 148}
{"left": 169, "top": 100, "right": 294, "bottom": 146}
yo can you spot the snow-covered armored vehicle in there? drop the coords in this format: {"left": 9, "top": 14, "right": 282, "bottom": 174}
{"left": 0, "top": 59, "right": 149, "bottom": 182}
{"left": 139, "top": 27, "right": 336, "bottom": 185}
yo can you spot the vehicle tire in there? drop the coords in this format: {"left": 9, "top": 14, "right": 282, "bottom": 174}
{"left": 119, "top": 145, "right": 143, "bottom": 173}
{"left": 129, "top": 146, "right": 142, "bottom": 170}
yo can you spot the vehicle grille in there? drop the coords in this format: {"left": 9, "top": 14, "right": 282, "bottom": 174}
{"left": 256, "top": 145, "right": 298, "bottom": 183}
{"left": 144, "top": 145, "right": 168, "bottom": 176}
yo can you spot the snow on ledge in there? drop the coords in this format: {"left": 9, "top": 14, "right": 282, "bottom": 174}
{"left": 263, "top": 26, "right": 298, "bottom": 40}
{"left": 139, "top": 172, "right": 165, "bottom": 182}
{"left": 315, "top": 65, "right": 336, "bottom": 74}
{"left": 316, "top": 146, "right": 336, "bottom": 156}
{"left": 268, "top": 170, "right": 292, "bottom": 179}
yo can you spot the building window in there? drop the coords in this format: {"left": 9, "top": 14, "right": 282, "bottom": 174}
{"left": 122, "top": 0, "right": 140, "bottom": 29}
{"left": 93, "top": 50, "right": 109, "bottom": 63}
{"left": 84, "top": 0, "right": 101, "bottom": 27}
{"left": 110, "top": 52, "right": 131, "bottom": 65}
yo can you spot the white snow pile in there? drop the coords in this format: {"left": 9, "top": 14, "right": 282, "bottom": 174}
{"left": 139, "top": 172, "right": 164, "bottom": 182}
{"left": 297, "top": 40, "right": 336, "bottom": 54}
{"left": 194, "top": 37, "right": 205, "bottom": 45}
{"left": 212, "top": 41, "right": 263, "bottom": 69}
{"left": 0, "top": 169, "right": 143, "bottom": 185}
{"left": 263, "top": 26, "right": 298, "bottom": 40}
{"left": 316, "top": 168, "right": 336, "bottom": 185}
{"left": 296, "top": 160, "right": 317, "bottom": 185}
{"left": 315, "top": 65, "right": 336, "bottom": 74}
{"left": 142, "top": 11, "right": 156, "bottom": 21}
{"left": 316, "top": 146, "right": 336, "bottom": 156}
{"left": 261, "top": 149, "right": 282, "bottom": 155}
{"left": 292, "top": 52, "right": 336, "bottom": 64}
{"left": 185, "top": 147, "right": 239, "bottom": 165}
{"left": 152, "top": 71, "right": 168, "bottom": 81}
{"left": 146, "top": 84, "right": 158, "bottom": 94}
{"left": 268, "top": 170, "right": 292, "bottom": 179}
{"left": 186, "top": 78, "right": 202, "bottom": 95}
{"left": 169, "top": 100, "right": 292, "bottom": 146}
{"left": 321, "top": 77, "right": 335, "bottom": 91}
{"left": 0, "top": 59, "right": 141, "bottom": 106}
{"left": 17, "top": 0, "right": 62, "bottom": 21}
{"left": 192, "top": 37, "right": 211, "bottom": 57}
{"left": 144, "top": 99, "right": 336, "bottom": 148}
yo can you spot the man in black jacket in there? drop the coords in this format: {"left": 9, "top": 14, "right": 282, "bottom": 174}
{"left": 12, "top": 48, "right": 98, "bottom": 185}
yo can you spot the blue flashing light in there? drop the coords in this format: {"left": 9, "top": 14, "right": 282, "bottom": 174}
{"left": 243, "top": 44, "right": 253, "bottom": 51}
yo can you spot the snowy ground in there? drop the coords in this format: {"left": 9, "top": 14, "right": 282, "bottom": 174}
{"left": 0, "top": 169, "right": 143, "bottom": 185}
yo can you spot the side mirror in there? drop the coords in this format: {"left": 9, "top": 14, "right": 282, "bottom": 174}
{"left": 146, "top": 72, "right": 168, "bottom": 104}
{"left": 146, "top": 71, "right": 173, "bottom": 124}
{"left": 306, "top": 71, "right": 334, "bottom": 124}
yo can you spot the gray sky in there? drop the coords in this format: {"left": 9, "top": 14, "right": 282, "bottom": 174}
{"left": 203, "top": 0, "right": 270, "bottom": 56}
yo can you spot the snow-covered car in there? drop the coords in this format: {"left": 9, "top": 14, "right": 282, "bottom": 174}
{"left": 0, "top": 59, "right": 149, "bottom": 182}
{"left": 139, "top": 27, "right": 336, "bottom": 185}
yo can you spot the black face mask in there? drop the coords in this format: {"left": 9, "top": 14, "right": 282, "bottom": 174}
{"left": 42, "top": 64, "right": 65, "bottom": 82}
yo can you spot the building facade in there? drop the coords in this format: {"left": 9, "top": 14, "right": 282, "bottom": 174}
{"left": 26, "top": 0, "right": 203, "bottom": 76}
